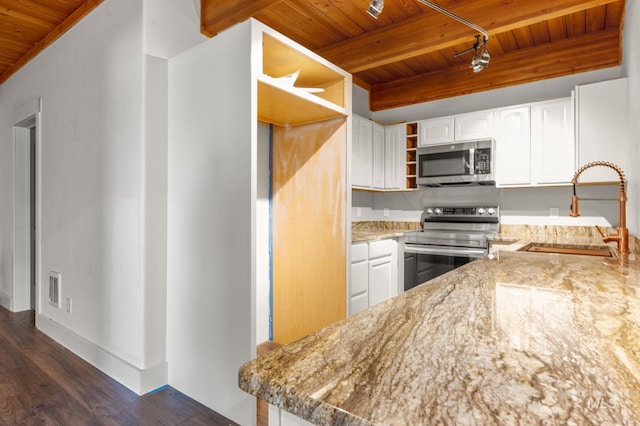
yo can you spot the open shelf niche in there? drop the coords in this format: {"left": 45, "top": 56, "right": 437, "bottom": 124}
{"left": 258, "top": 28, "right": 349, "bottom": 127}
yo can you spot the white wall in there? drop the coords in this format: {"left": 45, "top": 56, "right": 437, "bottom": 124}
{"left": 167, "top": 21, "right": 255, "bottom": 425}
{"left": 624, "top": 0, "right": 640, "bottom": 235}
{"left": 0, "top": 0, "right": 168, "bottom": 394}
{"left": 143, "top": 0, "right": 206, "bottom": 58}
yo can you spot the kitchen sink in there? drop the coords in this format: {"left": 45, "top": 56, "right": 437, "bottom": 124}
{"left": 517, "top": 243, "right": 614, "bottom": 257}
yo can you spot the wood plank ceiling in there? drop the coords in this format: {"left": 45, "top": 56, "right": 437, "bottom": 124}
{"left": 0, "top": 0, "right": 103, "bottom": 85}
{"left": 0, "top": 1, "right": 625, "bottom": 112}
{"left": 203, "top": 0, "right": 626, "bottom": 111}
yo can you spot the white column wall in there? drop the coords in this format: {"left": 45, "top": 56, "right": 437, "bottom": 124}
{"left": 624, "top": 0, "right": 640, "bottom": 236}
{"left": 0, "top": 0, "right": 162, "bottom": 393}
{"left": 167, "top": 20, "right": 255, "bottom": 425}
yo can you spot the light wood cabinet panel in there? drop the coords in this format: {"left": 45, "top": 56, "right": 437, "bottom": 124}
{"left": 272, "top": 118, "right": 347, "bottom": 344}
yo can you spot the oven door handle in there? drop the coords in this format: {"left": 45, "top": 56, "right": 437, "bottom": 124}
{"left": 404, "top": 245, "right": 486, "bottom": 258}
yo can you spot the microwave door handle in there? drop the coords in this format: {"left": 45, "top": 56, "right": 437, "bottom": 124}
{"left": 468, "top": 148, "right": 474, "bottom": 175}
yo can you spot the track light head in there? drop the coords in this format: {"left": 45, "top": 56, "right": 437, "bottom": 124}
{"left": 470, "top": 36, "right": 490, "bottom": 73}
{"left": 366, "top": 0, "right": 384, "bottom": 19}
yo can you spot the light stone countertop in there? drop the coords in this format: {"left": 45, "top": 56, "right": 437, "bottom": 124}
{"left": 239, "top": 236, "right": 640, "bottom": 425}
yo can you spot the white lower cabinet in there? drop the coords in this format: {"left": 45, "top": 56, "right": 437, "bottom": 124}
{"left": 350, "top": 239, "right": 398, "bottom": 316}
{"left": 269, "top": 405, "right": 314, "bottom": 426}
{"left": 349, "top": 243, "right": 369, "bottom": 315}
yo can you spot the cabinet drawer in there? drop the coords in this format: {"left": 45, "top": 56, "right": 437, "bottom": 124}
{"left": 351, "top": 243, "right": 369, "bottom": 263}
{"left": 368, "top": 239, "right": 396, "bottom": 259}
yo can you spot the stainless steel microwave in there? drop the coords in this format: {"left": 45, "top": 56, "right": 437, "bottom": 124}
{"left": 417, "top": 139, "right": 496, "bottom": 187}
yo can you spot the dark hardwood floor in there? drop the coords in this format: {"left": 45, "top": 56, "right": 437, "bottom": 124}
{"left": 0, "top": 306, "right": 239, "bottom": 425}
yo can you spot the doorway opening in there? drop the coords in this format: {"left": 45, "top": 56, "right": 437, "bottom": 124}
{"left": 14, "top": 115, "right": 38, "bottom": 312}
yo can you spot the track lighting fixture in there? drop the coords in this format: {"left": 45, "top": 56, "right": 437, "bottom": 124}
{"left": 365, "top": 0, "right": 490, "bottom": 72}
{"left": 366, "top": 0, "right": 384, "bottom": 19}
{"left": 464, "top": 35, "right": 490, "bottom": 73}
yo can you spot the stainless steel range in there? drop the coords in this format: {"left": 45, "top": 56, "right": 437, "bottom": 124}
{"left": 403, "top": 206, "right": 499, "bottom": 291}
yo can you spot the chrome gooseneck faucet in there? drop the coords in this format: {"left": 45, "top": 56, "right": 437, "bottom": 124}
{"left": 570, "top": 161, "right": 629, "bottom": 254}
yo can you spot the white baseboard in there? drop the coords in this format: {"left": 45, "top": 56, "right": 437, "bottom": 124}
{"left": 0, "top": 291, "right": 11, "bottom": 310}
{"left": 35, "top": 313, "right": 167, "bottom": 395}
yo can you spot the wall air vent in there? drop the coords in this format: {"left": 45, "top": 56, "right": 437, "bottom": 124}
{"left": 49, "top": 271, "right": 61, "bottom": 308}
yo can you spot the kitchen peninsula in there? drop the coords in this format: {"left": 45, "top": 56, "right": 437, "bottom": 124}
{"left": 239, "top": 237, "right": 640, "bottom": 425}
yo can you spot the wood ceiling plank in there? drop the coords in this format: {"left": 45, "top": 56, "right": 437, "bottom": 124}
{"left": 604, "top": 2, "right": 624, "bottom": 28}
{"left": 586, "top": 5, "right": 607, "bottom": 32}
{"left": 285, "top": 0, "right": 369, "bottom": 38}
{"left": 529, "top": 21, "right": 551, "bottom": 45}
{"left": 318, "top": 0, "right": 621, "bottom": 73}
{"left": 256, "top": 3, "right": 344, "bottom": 49}
{"left": 566, "top": 11, "right": 587, "bottom": 37}
{"left": 0, "top": 0, "right": 79, "bottom": 19}
{"left": 494, "top": 31, "right": 519, "bottom": 54}
{"left": 0, "top": 0, "right": 71, "bottom": 26}
{"left": 201, "top": 0, "right": 283, "bottom": 37}
{"left": 547, "top": 17, "right": 569, "bottom": 42}
{"left": 512, "top": 25, "right": 535, "bottom": 49}
{"left": 369, "top": 28, "right": 621, "bottom": 111}
{"left": 0, "top": 0, "right": 103, "bottom": 84}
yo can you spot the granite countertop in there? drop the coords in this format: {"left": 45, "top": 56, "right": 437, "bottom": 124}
{"left": 239, "top": 236, "right": 640, "bottom": 425}
{"left": 351, "top": 221, "right": 421, "bottom": 243}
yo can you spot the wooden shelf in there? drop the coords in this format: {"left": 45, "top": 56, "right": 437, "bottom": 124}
{"left": 259, "top": 32, "right": 349, "bottom": 127}
{"left": 258, "top": 78, "right": 347, "bottom": 127}
{"left": 405, "top": 122, "right": 418, "bottom": 189}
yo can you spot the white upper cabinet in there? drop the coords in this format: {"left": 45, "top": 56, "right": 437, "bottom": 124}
{"left": 495, "top": 105, "right": 531, "bottom": 186}
{"left": 418, "top": 116, "right": 454, "bottom": 146}
{"left": 352, "top": 115, "right": 373, "bottom": 188}
{"left": 384, "top": 124, "right": 405, "bottom": 190}
{"left": 575, "top": 78, "right": 629, "bottom": 183}
{"left": 372, "top": 123, "right": 385, "bottom": 189}
{"left": 419, "top": 110, "right": 494, "bottom": 146}
{"left": 530, "top": 97, "right": 575, "bottom": 185}
{"left": 454, "top": 110, "right": 494, "bottom": 141}
{"left": 352, "top": 115, "right": 405, "bottom": 191}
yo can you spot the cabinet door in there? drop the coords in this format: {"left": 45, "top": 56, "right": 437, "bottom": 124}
{"left": 350, "top": 259, "right": 369, "bottom": 315}
{"left": 368, "top": 239, "right": 397, "bottom": 306}
{"left": 454, "top": 110, "right": 494, "bottom": 141}
{"left": 418, "top": 117, "right": 454, "bottom": 146}
{"left": 384, "top": 124, "right": 404, "bottom": 189}
{"left": 372, "top": 123, "right": 385, "bottom": 189}
{"left": 350, "top": 243, "right": 369, "bottom": 316}
{"left": 404, "top": 252, "right": 416, "bottom": 291}
{"left": 576, "top": 78, "right": 629, "bottom": 182}
{"left": 531, "top": 97, "right": 575, "bottom": 185}
{"left": 352, "top": 115, "right": 373, "bottom": 188}
{"left": 495, "top": 106, "right": 531, "bottom": 186}
{"left": 369, "top": 256, "right": 393, "bottom": 307}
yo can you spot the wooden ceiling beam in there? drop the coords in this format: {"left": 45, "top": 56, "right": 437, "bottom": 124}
{"left": 201, "top": 0, "right": 284, "bottom": 37}
{"left": 369, "top": 28, "right": 621, "bottom": 111}
{"left": 0, "top": 0, "right": 103, "bottom": 85}
{"left": 318, "top": 0, "right": 622, "bottom": 73}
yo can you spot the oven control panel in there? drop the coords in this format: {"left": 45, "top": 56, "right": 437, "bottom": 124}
{"left": 425, "top": 206, "right": 498, "bottom": 217}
